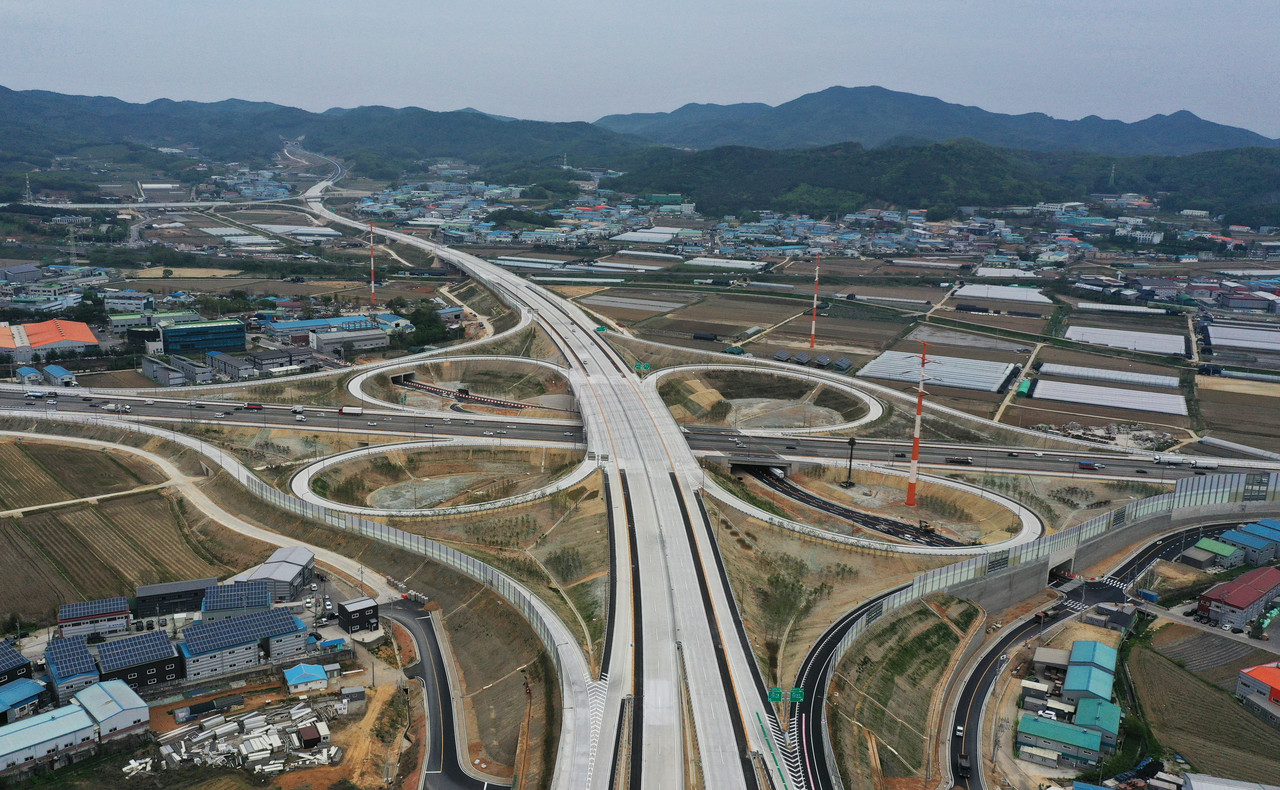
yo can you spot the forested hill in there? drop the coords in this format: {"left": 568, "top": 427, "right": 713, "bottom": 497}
{"left": 0, "top": 85, "right": 646, "bottom": 175}
{"left": 596, "top": 85, "right": 1280, "bottom": 157}
{"left": 609, "top": 140, "right": 1280, "bottom": 227}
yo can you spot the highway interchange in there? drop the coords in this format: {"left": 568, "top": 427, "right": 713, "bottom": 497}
{"left": 19, "top": 149, "right": 1276, "bottom": 790}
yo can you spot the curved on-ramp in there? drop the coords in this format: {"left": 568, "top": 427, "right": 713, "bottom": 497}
{"left": 289, "top": 437, "right": 597, "bottom": 518}
{"left": 644, "top": 363, "right": 884, "bottom": 434}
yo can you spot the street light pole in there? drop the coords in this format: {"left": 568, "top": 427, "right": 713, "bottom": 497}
{"left": 841, "top": 437, "right": 857, "bottom": 488}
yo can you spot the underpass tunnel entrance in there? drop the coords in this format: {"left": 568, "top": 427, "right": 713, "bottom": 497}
{"left": 389, "top": 371, "right": 417, "bottom": 386}
{"left": 1049, "top": 558, "right": 1076, "bottom": 584}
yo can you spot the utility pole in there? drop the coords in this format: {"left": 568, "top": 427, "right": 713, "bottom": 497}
{"left": 368, "top": 223, "right": 377, "bottom": 312}
{"left": 809, "top": 254, "right": 821, "bottom": 349}
{"left": 23, "top": 173, "right": 33, "bottom": 204}
{"left": 907, "top": 342, "right": 931, "bottom": 507}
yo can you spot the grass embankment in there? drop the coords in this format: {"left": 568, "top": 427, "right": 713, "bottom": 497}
{"left": 828, "top": 596, "right": 978, "bottom": 787}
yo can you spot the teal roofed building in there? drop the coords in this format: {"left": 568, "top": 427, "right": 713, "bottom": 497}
{"left": 1069, "top": 641, "right": 1118, "bottom": 673}
{"left": 1074, "top": 698, "right": 1123, "bottom": 748}
{"left": 1017, "top": 714, "right": 1104, "bottom": 767}
{"left": 1194, "top": 537, "right": 1245, "bottom": 568}
{"left": 1063, "top": 664, "right": 1114, "bottom": 706}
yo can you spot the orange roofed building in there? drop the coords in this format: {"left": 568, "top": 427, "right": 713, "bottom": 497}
{"left": 0, "top": 319, "right": 98, "bottom": 363}
{"left": 1237, "top": 661, "right": 1280, "bottom": 729}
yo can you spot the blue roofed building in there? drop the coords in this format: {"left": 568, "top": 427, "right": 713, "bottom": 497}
{"left": 1069, "top": 641, "right": 1118, "bottom": 674}
{"left": 0, "top": 700, "right": 96, "bottom": 776}
{"left": 1063, "top": 664, "right": 1114, "bottom": 706}
{"left": 44, "top": 637, "right": 98, "bottom": 703}
{"left": 1219, "top": 529, "right": 1276, "bottom": 565}
{"left": 0, "top": 679, "right": 46, "bottom": 724}
{"left": 283, "top": 663, "right": 327, "bottom": 694}
{"left": 13, "top": 367, "right": 42, "bottom": 387}
{"left": 40, "top": 365, "right": 75, "bottom": 387}
{"left": 178, "top": 608, "right": 307, "bottom": 682}
{"left": 1239, "top": 522, "right": 1280, "bottom": 549}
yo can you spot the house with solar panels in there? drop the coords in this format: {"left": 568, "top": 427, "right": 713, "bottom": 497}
{"left": 178, "top": 608, "right": 307, "bottom": 682}
{"left": 56, "top": 597, "right": 131, "bottom": 639}
{"left": 135, "top": 577, "right": 218, "bottom": 618}
{"left": 44, "top": 637, "right": 98, "bottom": 703}
{"left": 201, "top": 581, "right": 272, "bottom": 622}
{"left": 0, "top": 642, "right": 32, "bottom": 690}
{"left": 96, "top": 631, "right": 184, "bottom": 692}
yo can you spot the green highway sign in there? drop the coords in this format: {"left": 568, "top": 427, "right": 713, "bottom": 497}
{"left": 768, "top": 687, "right": 783, "bottom": 702}
{"left": 634, "top": 363, "right": 643, "bottom": 370}
{"left": 595, "top": 325, "right": 608, "bottom": 332}
{"left": 642, "top": 363, "right": 651, "bottom": 370}
{"left": 790, "top": 688, "right": 805, "bottom": 702}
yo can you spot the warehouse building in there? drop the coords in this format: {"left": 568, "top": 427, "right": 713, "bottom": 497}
{"left": 103, "top": 292, "right": 155, "bottom": 313}
{"left": 857, "top": 350, "right": 1018, "bottom": 392}
{"left": 168, "top": 354, "right": 213, "bottom": 384}
{"left": 201, "top": 581, "right": 272, "bottom": 622}
{"left": 229, "top": 547, "right": 315, "bottom": 602}
{"left": 1073, "top": 698, "right": 1123, "bottom": 748}
{"left": 1198, "top": 566, "right": 1280, "bottom": 627}
{"left": 0, "top": 700, "right": 97, "bottom": 776}
{"left": 1219, "top": 529, "right": 1277, "bottom": 565}
{"left": 246, "top": 348, "right": 316, "bottom": 372}
{"left": 140, "top": 356, "right": 188, "bottom": 387}
{"left": 1031, "top": 379, "right": 1188, "bottom": 416}
{"left": 0, "top": 320, "right": 98, "bottom": 363}
{"left": 12, "top": 366, "right": 41, "bottom": 387}
{"left": 1063, "top": 326, "right": 1188, "bottom": 356}
{"left": 160, "top": 319, "right": 246, "bottom": 354}
{"left": 309, "top": 327, "right": 389, "bottom": 356}
{"left": 1184, "top": 774, "right": 1280, "bottom": 790}
{"left": 108, "top": 310, "right": 201, "bottom": 334}
{"left": 1191, "top": 537, "right": 1245, "bottom": 569}
{"left": 44, "top": 637, "right": 99, "bottom": 703}
{"left": 1016, "top": 714, "right": 1106, "bottom": 768}
{"left": 1236, "top": 661, "right": 1280, "bottom": 728}
{"left": 0, "top": 641, "right": 32, "bottom": 690}
{"left": 0, "top": 680, "right": 46, "bottom": 724}
{"left": 178, "top": 608, "right": 307, "bottom": 682}
{"left": 135, "top": 577, "right": 218, "bottom": 618}
{"left": 1239, "top": 522, "right": 1280, "bottom": 550}
{"left": 1063, "top": 664, "right": 1114, "bottom": 705}
{"left": 1069, "top": 641, "right": 1117, "bottom": 674}
{"left": 71, "top": 680, "right": 148, "bottom": 743}
{"left": 57, "top": 597, "right": 131, "bottom": 639}
{"left": 96, "top": 630, "right": 184, "bottom": 691}
{"left": 205, "top": 351, "right": 255, "bottom": 380}
{"left": 336, "top": 598, "right": 379, "bottom": 634}
{"left": 40, "top": 365, "right": 76, "bottom": 387}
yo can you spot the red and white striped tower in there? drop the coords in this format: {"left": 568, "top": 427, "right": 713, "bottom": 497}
{"left": 906, "top": 341, "right": 930, "bottom": 507}
{"left": 368, "top": 223, "right": 377, "bottom": 309}
{"left": 808, "top": 254, "right": 821, "bottom": 349}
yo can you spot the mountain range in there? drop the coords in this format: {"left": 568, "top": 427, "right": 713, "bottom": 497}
{"left": 595, "top": 85, "right": 1280, "bottom": 157}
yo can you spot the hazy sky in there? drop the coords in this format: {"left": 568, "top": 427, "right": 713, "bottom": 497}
{"left": 3, "top": 0, "right": 1278, "bottom": 136}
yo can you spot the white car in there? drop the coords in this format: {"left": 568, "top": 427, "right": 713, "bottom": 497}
{"left": 483, "top": 431, "right": 494, "bottom": 436}
{"left": 367, "top": 422, "right": 378, "bottom": 427}
{"left": 144, "top": 399, "right": 155, "bottom": 406}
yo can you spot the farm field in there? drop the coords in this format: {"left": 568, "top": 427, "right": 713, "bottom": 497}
{"left": 0, "top": 490, "right": 265, "bottom": 621}
{"left": 646, "top": 293, "right": 805, "bottom": 338}
{"left": 1068, "top": 313, "right": 1188, "bottom": 333}
{"left": 74, "top": 370, "right": 157, "bottom": 388}
{"left": 942, "top": 311, "right": 1048, "bottom": 334}
{"left": 132, "top": 266, "right": 243, "bottom": 278}
{"left": 0, "top": 441, "right": 167, "bottom": 509}
{"left": 1129, "top": 645, "right": 1280, "bottom": 783}
{"left": 1035, "top": 346, "right": 1184, "bottom": 376}
{"left": 1001, "top": 399, "right": 1192, "bottom": 433}
{"left": 943, "top": 296, "right": 1055, "bottom": 316}
{"left": 1197, "top": 385, "right": 1280, "bottom": 452}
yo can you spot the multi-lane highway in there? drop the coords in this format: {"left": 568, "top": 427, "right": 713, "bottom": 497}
{"left": 299, "top": 156, "right": 775, "bottom": 790}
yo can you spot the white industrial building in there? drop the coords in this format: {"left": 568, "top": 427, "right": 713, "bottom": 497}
{"left": 1064, "top": 326, "right": 1187, "bottom": 356}
{"left": 953, "top": 284, "right": 1053, "bottom": 304}
{"left": 1036, "top": 363, "right": 1181, "bottom": 390}
{"left": 308, "top": 327, "right": 388, "bottom": 356}
{"left": 858, "top": 350, "right": 1018, "bottom": 392}
{"left": 1031, "top": 380, "right": 1189, "bottom": 416}
{"left": 0, "top": 680, "right": 147, "bottom": 777}
{"left": 228, "top": 547, "right": 315, "bottom": 602}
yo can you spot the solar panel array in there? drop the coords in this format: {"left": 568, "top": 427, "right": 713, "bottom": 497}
{"left": 0, "top": 640, "right": 27, "bottom": 674}
{"left": 97, "top": 630, "right": 176, "bottom": 673}
{"left": 46, "top": 636, "right": 97, "bottom": 679}
{"left": 183, "top": 608, "right": 300, "bottom": 656}
{"left": 204, "top": 581, "right": 271, "bottom": 611}
{"left": 58, "top": 596, "right": 129, "bottom": 622}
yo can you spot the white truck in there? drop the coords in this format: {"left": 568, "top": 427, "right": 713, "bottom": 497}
{"left": 1188, "top": 459, "right": 1219, "bottom": 469}
{"left": 102, "top": 403, "right": 132, "bottom": 413}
